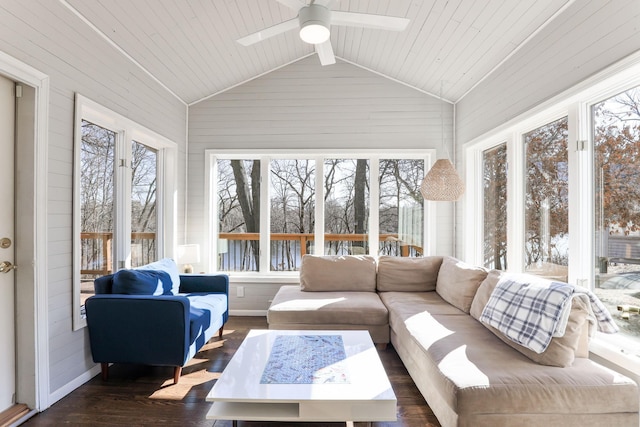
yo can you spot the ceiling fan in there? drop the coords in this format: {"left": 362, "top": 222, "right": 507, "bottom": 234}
{"left": 236, "top": 0, "right": 410, "bottom": 66}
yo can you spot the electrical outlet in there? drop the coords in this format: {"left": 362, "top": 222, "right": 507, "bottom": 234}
{"left": 237, "top": 286, "right": 245, "bottom": 298}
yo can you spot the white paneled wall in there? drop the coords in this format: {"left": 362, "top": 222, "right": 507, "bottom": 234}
{"left": 188, "top": 56, "right": 455, "bottom": 311}
{"left": 0, "top": 0, "right": 186, "bottom": 399}
{"left": 456, "top": 0, "right": 640, "bottom": 144}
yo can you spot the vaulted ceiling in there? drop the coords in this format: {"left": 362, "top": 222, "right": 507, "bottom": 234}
{"left": 62, "top": 0, "right": 572, "bottom": 105}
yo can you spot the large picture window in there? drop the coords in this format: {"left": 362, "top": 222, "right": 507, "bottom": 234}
{"left": 593, "top": 86, "right": 640, "bottom": 337}
{"left": 73, "top": 95, "right": 176, "bottom": 330}
{"left": 210, "top": 152, "right": 433, "bottom": 274}
{"left": 482, "top": 143, "right": 507, "bottom": 270}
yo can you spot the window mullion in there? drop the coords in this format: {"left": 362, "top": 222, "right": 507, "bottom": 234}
{"left": 115, "top": 130, "right": 132, "bottom": 269}
{"left": 369, "top": 157, "right": 380, "bottom": 257}
{"left": 260, "top": 156, "right": 270, "bottom": 272}
{"left": 314, "top": 156, "right": 324, "bottom": 255}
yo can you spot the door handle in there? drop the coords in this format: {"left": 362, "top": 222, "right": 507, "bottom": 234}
{"left": 0, "top": 261, "right": 16, "bottom": 273}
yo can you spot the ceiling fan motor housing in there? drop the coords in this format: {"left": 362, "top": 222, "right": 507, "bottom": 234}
{"left": 299, "top": 4, "right": 331, "bottom": 44}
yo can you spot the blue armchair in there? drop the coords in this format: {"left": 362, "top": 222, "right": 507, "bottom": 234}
{"left": 86, "top": 272, "right": 229, "bottom": 384}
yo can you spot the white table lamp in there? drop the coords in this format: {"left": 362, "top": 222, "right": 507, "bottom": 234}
{"left": 177, "top": 244, "right": 200, "bottom": 273}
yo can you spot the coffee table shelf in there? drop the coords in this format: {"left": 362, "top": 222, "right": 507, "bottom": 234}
{"left": 206, "top": 330, "right": 396, "bottom": 424}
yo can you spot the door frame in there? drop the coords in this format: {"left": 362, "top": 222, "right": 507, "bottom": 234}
{"left": 0, "top": 50, "right": 50, "bottom": 411}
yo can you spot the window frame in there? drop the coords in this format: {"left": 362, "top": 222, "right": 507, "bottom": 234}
{"left": 205, "top": 149, "right": 436, "bottom": 277}
{"left": 72, "top": 94, "right": 178, "bottom": 330}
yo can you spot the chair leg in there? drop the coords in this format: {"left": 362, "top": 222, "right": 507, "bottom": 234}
{"left": 101, "top": 363, "right": 109, "bottom": 381}
{"left": 218, "top": 325, "right": 224, "bottom": 339}
{"left": 173, "top": 366, "right": 182, "bottom": 384}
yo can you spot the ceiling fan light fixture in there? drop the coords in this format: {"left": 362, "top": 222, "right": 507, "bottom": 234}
{"left": 299, "top": 4, "right": 331, "bottom": 44}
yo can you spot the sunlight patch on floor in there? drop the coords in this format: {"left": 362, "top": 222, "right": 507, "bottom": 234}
{"left": 150, "top": 370, "right": 221, "bottom": 400}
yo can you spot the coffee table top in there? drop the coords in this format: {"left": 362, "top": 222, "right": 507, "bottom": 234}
{"left": 206, "top": 329, "right": 396, "bottom": 404}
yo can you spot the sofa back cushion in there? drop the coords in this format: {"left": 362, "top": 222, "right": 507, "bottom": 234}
{"left": 435, "top": 257, "right": 488, "bottom": 313}
{"left": 137, "top": 258, "right": 181, "bottom": 295}
{"left": 377, "top": 256, "right": 443, "bottom": 292}
{"left": 300, "top": 255, "right": 377, "bottom": 292}
{"left": 111, "top": 269, "right": 173, "bottom": 295}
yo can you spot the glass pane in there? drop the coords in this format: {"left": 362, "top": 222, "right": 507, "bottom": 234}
{"left": 270, "top": 159, "right": 315, "bottom": 271}
{"left": 217, "top": 159, "right": 261, "bottom": 271}
{"left": 130, "top": 141, "right": 157, "bottom": 267}
{"left": 524, "top": 116, "right": 569, "bottom": 280}
{"left": 324, "top": 159, "right": 369, "bottom": 255}
{"left": 593, "top": 87, "right": 640, "bottom": 337}
{"left": 378, "top": 159, "right": 424, "bottom": 257}
{"left": 80, "top": 120, "right": 115, "bottom": 309}
{"left": 483, "top": 144, "right": 508, "bottom": 269}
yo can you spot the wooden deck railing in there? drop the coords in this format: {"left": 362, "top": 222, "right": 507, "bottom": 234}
{"left": 81, "top": 232, "right": 423, "bottom": 275}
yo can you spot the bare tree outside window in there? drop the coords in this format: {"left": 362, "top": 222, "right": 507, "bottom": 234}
{"left": 483, "top": 144, "right": 508, "bottom": 270}
{"left": 217, "top": 159, "right": 261, "bottom": 271}
{"left": 270, "top": 159, "right": 315, "bottom": 271}
{"left": 324, "top": 159, "right": 369, "bottom": 255}
{"left": 79, "top": 120, "right": 115, "bottom": 306}
{"left": 379, "top": 159, "right": 424, "bottom": 256}
{"left": 524, "top": 117, "right": 569, "bottom": 280}
{"left": 130, "top": 141, "right": 157, "bottom": 267}
{"left": 593, "top": 87, "right": 640, "bottom": 337}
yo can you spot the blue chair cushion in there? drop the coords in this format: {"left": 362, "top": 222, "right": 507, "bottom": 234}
{"left": 112, "top": 269, "right": 173, "bottom": 295}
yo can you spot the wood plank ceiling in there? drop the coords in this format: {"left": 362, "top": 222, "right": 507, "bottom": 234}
{"left": 63, "top": 0, "right": 572, "bottom": 105}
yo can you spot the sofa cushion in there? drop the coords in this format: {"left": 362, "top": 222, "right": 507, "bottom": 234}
{"left": 376, "top": 256, "right": 443, "bottom": 292}
{"left": 111, "top": 269, "right": 173, "bottom": 295}
{"left": 436, "top": 257, "right": 488, "bottom": 313}
{"left": 136, "top": 258, "right": 181, "bottom": 295}
{"left": 469, "top": 269, "right": 503, "bottom": 321}
{"left": 268, "top": 285, "right": 388, "bottom": 326}
{"left": 389, "top": 308, "right": 639, "bottom": 420}
{"left": 185, "top": 293, "right": 228, "bottom": 346}
{"left": 300, "top": 255, "right": 377, "bottom": 292}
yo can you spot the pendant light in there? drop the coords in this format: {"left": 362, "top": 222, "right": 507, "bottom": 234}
{"left": 420, "top": 83, "right": 465, "bottom": 201}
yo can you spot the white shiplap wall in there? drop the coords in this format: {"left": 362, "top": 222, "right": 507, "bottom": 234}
{"left": 454, "top": 0, "right": 640, "bottom": 261}
{"left": 0, "top": 0, "right": 186, "bottom": 399}
{"left": 456, "top": 0, "right": 640, "bottom": 144}
{"left": 188, "top": 56, "right": 454, "bottom": 312}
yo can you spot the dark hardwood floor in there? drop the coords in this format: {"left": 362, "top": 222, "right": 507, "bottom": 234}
{"left": 23, "top": 317, "right": 441, "bottom": 426}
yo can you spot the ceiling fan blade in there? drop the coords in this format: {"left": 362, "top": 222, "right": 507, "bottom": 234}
{"left": 315, "top": 40, "right": 336, "bottom": 66}
{"left": 275, "top": 0, "right": 306, "bottom": 11}
{"left": 331, "top": 11, "right": 409, "bottom": 31}
{"left": 237, "top": 18, "right": 299, "bottom": 46}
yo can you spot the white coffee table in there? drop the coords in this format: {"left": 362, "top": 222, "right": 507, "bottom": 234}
{"left": 206, "top": 329, "right": 397, "bottom": 426}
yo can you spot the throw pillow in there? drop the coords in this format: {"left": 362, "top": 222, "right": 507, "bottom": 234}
{"left": 300, "top": 255, "right": 377, "bottom": 292}
{"left": 435, "top": 256, "right": 488, "bottom": 313}
{"left": 136, "top": 258, "right": 181, "bottom": 295}
{"left": 376, "top": 256, "right": 443, "bottom": 292}
{"left": 112, "top": 269, "right": 172, "bottom": 295}
{"left": 470, "top": 269, "right": 504, "bottom": 321}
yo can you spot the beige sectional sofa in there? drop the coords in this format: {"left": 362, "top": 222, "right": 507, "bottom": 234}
{"left": 267, "top": 254, "right": 640, "bottom": 427}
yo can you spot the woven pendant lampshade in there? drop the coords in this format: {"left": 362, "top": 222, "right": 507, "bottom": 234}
{"left": 420, "top": 158, "right": 465, "bottom": 201}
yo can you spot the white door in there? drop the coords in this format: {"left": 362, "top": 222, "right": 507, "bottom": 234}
{"left": 0, "top": 74, "right": 16, "bottom": 412}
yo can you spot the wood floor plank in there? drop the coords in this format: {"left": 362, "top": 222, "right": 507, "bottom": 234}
{"left": 23, "top": 317, "right": 441, "bottom": 427}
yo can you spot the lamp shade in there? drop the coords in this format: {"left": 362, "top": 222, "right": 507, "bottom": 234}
{"left": 299, "top": 4, "right": 331, "bottom": 44}
{"left": 177, "top": 244, "right": 201, "bottom": 265}
{"left": 420, "top": 159, "right": 465, "bottom": 201}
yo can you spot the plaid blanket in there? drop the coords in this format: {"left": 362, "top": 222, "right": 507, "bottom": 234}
{"left": 480, "top": 277, "right": 618, "bottom": 354}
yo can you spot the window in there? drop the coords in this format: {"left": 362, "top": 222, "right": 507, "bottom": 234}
{"left": 73, "top": 95, "right": 177, "bottom": 330}
{"left": 324, "top": 159, "right": 369, "bottom": 255}
{"left": 379, "top": 159, "right": 425, "bottom": 257}
{"left": 523, "top": 117, "right": 569, "bottom": 280}
{"left": 482, "top": 143, "right": 507, "bottom": 269}
{"left": 593, "top": 86, "right": 640, "bottom": 337}
{"left": 210, "top": 151, "right": 433, "bottom": 274}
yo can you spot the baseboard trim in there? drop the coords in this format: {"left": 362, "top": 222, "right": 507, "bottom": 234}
{"left": 230, "top": 309, "right": 267, "bottom": 317}
{"left": 47, "top": 364, "right": 102, "bottom": 407}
